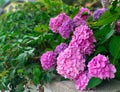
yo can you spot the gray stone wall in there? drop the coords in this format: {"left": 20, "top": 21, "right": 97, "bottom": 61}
{"left": 44, "top": 79, "right": 120, "bottom": 92}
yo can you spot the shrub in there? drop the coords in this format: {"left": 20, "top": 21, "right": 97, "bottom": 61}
{"left": 0, "top": 0, "right": 80, "bottom": 91}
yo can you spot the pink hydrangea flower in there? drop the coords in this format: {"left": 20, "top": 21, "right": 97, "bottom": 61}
{"left": 57, "top": 46, "right": 85, "bottom": 80}
{"left": 40, "top": 51, "right": 56, "bottom": 70}
{"left": 49, "top": 13, "right": 70, "bottom": 33}
{"left": 73, "top": 17, "right": 86, "bottom": 28}
{"left": 75, "top": 71, "right": 91, "bottom": 90}
{"left": 74, "top": 7, "right": 92, "bottom": 21}
{"left": 69, "top": 25, "right": 96, "bottom": 55}
{"left": 115, "top": 20, "right": 120, "bottom": 34}
{"left": 59, "top": 20, "right": 74, "bottom": 39}
{"left": 73, "top": 7, "right": 91, "bottom": 27}
{"left": 88, "top": 54, "right": 116, "bottom": 79}
{"left": 54, "top": 43, "right": 68, "bottom": 55}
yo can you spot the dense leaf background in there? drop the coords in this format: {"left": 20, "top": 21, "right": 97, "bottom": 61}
{"left": 0, "top": 0, "right": 80, "bottom": 91}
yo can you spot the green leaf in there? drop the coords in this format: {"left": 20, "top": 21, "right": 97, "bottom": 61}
{"left": 87, "top": 16, "right": 93, "bottom": 22}
{"left": 16, "top": 84, "right": 24, "bottom": 92}
{"left": 87, "top": 77, "right": 102, "bottom": 89}
{"left": 109, "top": 36, "right": 120, "bottom": 59}
{"left": 43, "top": 72, "right": 52, "bottom": 83}
{"left": 94, "top": 24, "right": 112, "bottom": 42}
{"left": 110, "top": 0, "right": 118, "bottom": 12}
{"left": 33, "top": 68, "right": 41, "bottom": 85}
{"left": 94, "top": 46, "right": 107, "bottom": 55}
{"left": 17, "top": 52, "right": 28, "bottom": 62}
{"left": 100, "top": 29, "right": 114, "bottom": 44}
{"left": 115, "top": 64, "right": 120, "bottom": 80}
{"left": 17, "top": 69, "right": 23, "bottom": 74}
{"left": 33, "top": 68, "right": 41, "bottom": 77}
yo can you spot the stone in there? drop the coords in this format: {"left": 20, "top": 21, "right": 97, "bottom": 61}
{"left": 44, "top": 79, "right": 120, "bottom": 92}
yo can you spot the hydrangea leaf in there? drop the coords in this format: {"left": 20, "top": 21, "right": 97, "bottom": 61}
{"left": 33, "top": 68, "right": 41, "bottom": 85}
{"left": 87, "top": 77, "right": 102, "bottom": 89}
{"left": 109, "top": 36, "right": 120, "bottom": 59}
{"left": 115, "top": 65, "right": 120, "bottom": 80}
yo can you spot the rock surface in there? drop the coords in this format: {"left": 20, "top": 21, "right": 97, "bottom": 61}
{"left": 44, "top": 79, "right": 120, "bottom": 92}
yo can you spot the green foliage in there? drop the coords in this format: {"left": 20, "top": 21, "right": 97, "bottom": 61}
{"left": 115, "top": 64, "right": 120, "bottom": 80}
{"left": 109, "top": 36, "right": 120, "bottom": 59}
{"left": 0, "top": 0, "right": 80, "bottom": 91}
{"left": 88, "top": 6, "right": 120, "bottom": 27}
{"left": 87, "top": 77, "right": 102, "bottom": 89}
{"left": 87, "top": 1, "right": 120, "bottom": 88}
{"left": 33, "top": 67, "right": 41, "bottom": 85}
{"left": 109, "top": 36, "right": 120, "bottom": 79}
{"left": 110, "top": 0, "right": 118, "bottom": 12}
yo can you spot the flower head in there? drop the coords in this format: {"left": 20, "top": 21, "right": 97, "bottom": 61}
{"left": 40, "top": 51, "right": 56, "bottom": 70}
{"left": 57, "top": 46, "right": 85, "bottom": 80}
{"left": 115, "top": 20, "right": 120, "bottom": 34}
{"left": 75, "top": 71, "right": 91, "bottom": 90}
{"left": 59, "top": 20, "right": 74, "bottom": 39}
{"left": 73, "top": 17, "right": 86, "bottom": 28}
{"left": 93, "top": 8, "right": 106, "bottom": 20}
{"left": 74, "top": 7, "right": 92, "bottom": 21}
{"left": 49, "top": 13, "right": 70, "bottom": 33}
{"left": 54, "top": 43, "right": 68, "bottom": 55}
{"left": 69, "top": 25, "right": 96, "bottom": 55}
{"left": 88, "top": 54, "right": 116, "bottom": 79}
{"left": 73, "top": 7, "right": 91, "bottom": 27}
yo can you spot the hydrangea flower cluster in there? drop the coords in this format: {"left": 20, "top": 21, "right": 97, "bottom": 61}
{"left": 57, "top": 46, "right": 85, "bottom": 80}
{"left": 41, "top": 6, "right": 117, "bottom": 91}
{"left": 75, "top": 71, "right": 91, "bottom": 90}
{"left": 69, "top": 25, "right": 96, "bottom": 55}
{"left": 59, "top": 20, "right": 74, "bottom": 39}
{"left": 40, "top": 51, "right": 56, "bottom": 70}
{"left": 93, "top": 8, "right": 106, "bottom": 20}
{"left": 54, "top": 43, "right": 68, "bottom": 55}
{"left": 74, "top": 7, "right": 92, "bottom": 21}
{"left": 88, "top": 54, "right": 116, "bottom": 79}
{"left": 73, "top": 7, "right": 92, "bottom": 27}
{"left": 49, "top": 13, "right": 70, "bottom": 33}
{"left": 49, "top": 13, "right": 74, "bottom": 39}
{"left": 115, "top": 20, "right": 120, "bottom": 34}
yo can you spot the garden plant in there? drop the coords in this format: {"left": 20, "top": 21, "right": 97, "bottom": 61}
{"left": 0, "top": 0, "right": 120, "bottom": 92}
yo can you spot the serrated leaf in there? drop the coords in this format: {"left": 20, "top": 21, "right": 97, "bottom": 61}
{"left": 109, "top": 36, "right": 120, "bottom": 59}
{"left": 87, "top": 77, "right": 102, "bottom": 89}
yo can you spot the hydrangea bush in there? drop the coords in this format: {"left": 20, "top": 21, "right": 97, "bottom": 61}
{"left": 40, "top": 0, "right": 120, "bottom": 91}
{"left": 0, "top": 0, "right": 120, "bottom": 91}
